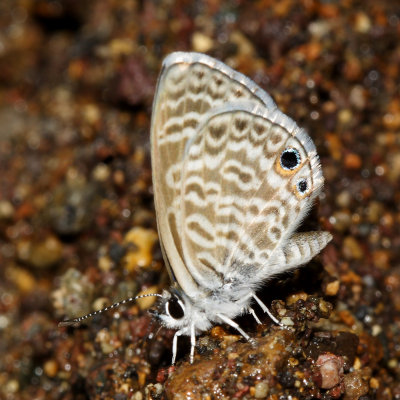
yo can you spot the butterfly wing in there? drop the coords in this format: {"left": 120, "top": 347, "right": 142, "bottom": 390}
{"left": 180, "top": 101, "right": 331, "bottom": 290}
{"left": 151, "top": 52, "right": 277, "bottom": 295}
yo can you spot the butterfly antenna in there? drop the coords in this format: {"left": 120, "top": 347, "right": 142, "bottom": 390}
{"left": 58, "top": 293, "right": 163, "bottom": 328}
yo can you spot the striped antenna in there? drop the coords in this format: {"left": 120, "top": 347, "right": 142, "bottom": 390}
{"left": 58, "top": 293, "right": 163, "bottom": 327}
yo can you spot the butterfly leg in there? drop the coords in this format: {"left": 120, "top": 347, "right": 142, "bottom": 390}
{"left": 190, "top": 322, "right": 196, "bottom": 364}
{"left": 172, "top": 329, "right": 184, "bottom": 365}
{"left": 252, "top": 293, "right": 283, "bottom": 326}
{"left": 217, "top": 313, "right": 256, "bottom": 345}
{"left": 248, "top": 306, "right": 262, "bottom": 324}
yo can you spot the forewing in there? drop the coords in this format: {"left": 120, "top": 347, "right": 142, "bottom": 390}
{"left": 180, "top": 102, "right": 329, "bottom": 289}
{"left": 151, "top": 53, "right": 276, "bottom": 294}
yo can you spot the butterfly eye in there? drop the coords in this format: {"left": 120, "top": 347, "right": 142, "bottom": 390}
{"left": 280, "top": 147, "right": 301, "bottom": 171}
{"left": 166, "top": 296, "right": 185, "bottom": 320}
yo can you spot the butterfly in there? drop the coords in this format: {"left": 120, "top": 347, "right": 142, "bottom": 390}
{"left": 59, "top": 52, "right": 332, "bottom": 365}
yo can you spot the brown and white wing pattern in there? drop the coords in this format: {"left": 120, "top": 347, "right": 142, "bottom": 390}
{"left": 180, "top": 102, "right": 332, "bottom": 290}
{"left": 151, "top": 53, "right": 277, "bottom": 295}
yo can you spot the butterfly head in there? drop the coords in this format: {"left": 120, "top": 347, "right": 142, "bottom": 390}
{"left": 154, "top": 287, "right": 211, "bottom": 335}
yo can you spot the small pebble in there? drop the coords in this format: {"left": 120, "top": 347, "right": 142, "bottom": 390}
{"left": 286, "top": 292, "right": 308, "bottom": 305}
{"left": 316, "top": 353, "right": 344, "bottom": 389}
{"left": 82, "top": 103, "right": 101, "bottom": 124}
{"left": 353, "top": 357, "right": 362, "bottom": 370}
{"left": 135, "top": 286, "right": 160, "bottom": 310}
{"left": 338, "top": 310, "right": 357, "bottom": 328}
{"left": 44, "top": 360, "right": 58, "bottom": 378}
{"left": 343, "top": 371, "right": 369, "bottom": 400}
{"left": 354, "top": 12, "right": 371, "bottom": 33}
{"left": 17, "top": 235, "right": 63, "bottom": 269}
{"left": 132, "top": 391, "right": 143, "bottom": 400}
{"left": 254, "top": 381, "right": 269, "bottom": 398}
{"left": 330, "top": 210, "right": 352, "bottom": 231}
{"left": 342, "top": 236, "right": 363, "bottom": 260}
{"left": 92, "top": 297, "right": 110, "bottom": 313}
{"left": 372, "top": 250, "right": 390, "bottom": 270}
{"left": 98, "top": 255, "right": 113, "bottom": 272}
{"left": 95, "top": 329, "right": 121, "bottom": 354}
{"left": 0, "top": 200, "right": 14, "bottom": 219}
{"left": 344, "top": 153, "right": 362, "bottom": 170}
{"left": 5, "top": 380, "right": 19, "bottom": 394}
{"left": 92, "top": 163, "right": 111, "bottom": 182}
{"left": 325, "top": 280, "right": 340, "bottom": 296}
{"left": 319, "top": 299, "right": 331, "bottom": 314}
{"left": 338, "top": 109, "right": 353, "bottom": 125}
{"left": 281, "top": 317, "right": 294, "bottom": 326}
{"left": 366, "top": 201, "right": 384, "bottom": 224}
{"left": 113, "top": 170, "right": 125, "bottom": 186}
{"left": 192, "top": 32, "right": 214, "bottom": 53}
{"left": 145, "top": 383, "right": 164, "bottom": 397}
{"left": 123, "top": 227, "right": 158, "bottom": 270}
{"left": 5, "top": 266, "right": 36, "bottom": 293}
{"left": 336, "top": 190, "right": 352, "bottom": 208}
{"left": 349, "top": 85, "right": 367, "bottom": 109}
{"left": 369, "top": 377, "right": 379, "bottom": 389}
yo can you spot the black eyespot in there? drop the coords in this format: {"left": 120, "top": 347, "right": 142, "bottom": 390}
{"left": 297, "top": 178, "right": 308, "bottom": 194}
{"left": 166, "top": 296, "right": 185, "bottom": 320}
{"left": 280, "top": 148, "right": 301, "bottom": 170}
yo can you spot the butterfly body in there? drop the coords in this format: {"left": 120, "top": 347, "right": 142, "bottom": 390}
{"left": 157, "top": 283, "right": 253, "bottom": 335}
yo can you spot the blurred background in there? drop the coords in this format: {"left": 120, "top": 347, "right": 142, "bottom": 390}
{"left": 0, "top": 0, "right": 399, "bottom": 399}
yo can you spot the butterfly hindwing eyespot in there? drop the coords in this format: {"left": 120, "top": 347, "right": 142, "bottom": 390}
{"left": 297, "top": 179, "right": 308, "bottom": 193}
{"left": 293, "top": 177, "right": 312, "bottom": 199}
{"left": 280, "top": 147, "right": 301, "bottom": 170}
{"left": 275, "top": 147, "right": 303, "bottom": 176}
